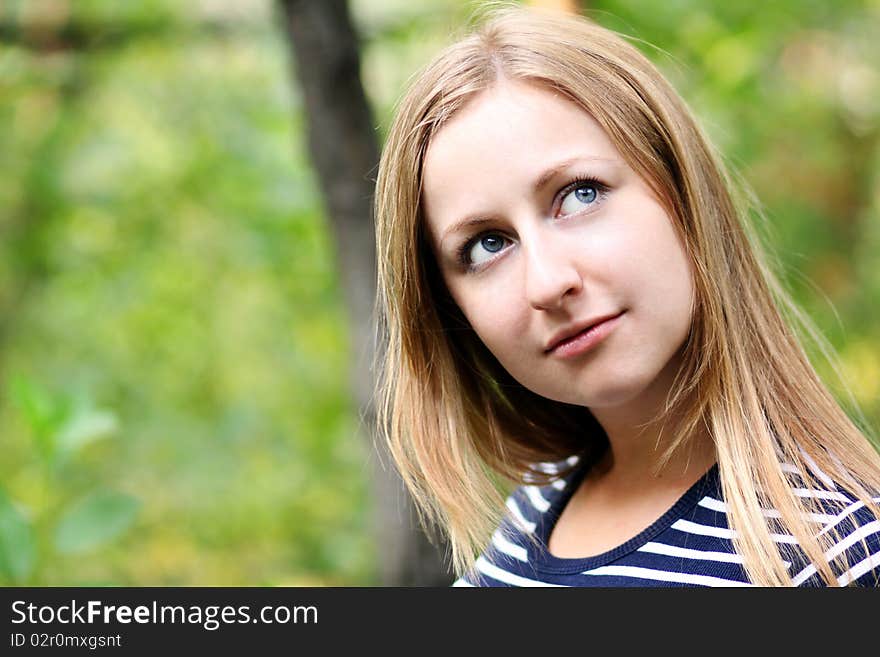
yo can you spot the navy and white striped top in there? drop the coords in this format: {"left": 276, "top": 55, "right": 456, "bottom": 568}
{"left": 453, "top": 457, "right": 880, "bottom": 587}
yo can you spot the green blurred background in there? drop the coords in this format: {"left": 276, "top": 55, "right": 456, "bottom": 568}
{"left": 0, "top": 0, "right": 878, "bottom": 585}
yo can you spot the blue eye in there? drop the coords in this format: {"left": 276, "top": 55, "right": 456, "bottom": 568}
{"left": 559, "top": 182, "right": 599, "bottom": 215}
{"left": 462, "top": 233, "right": 508, "bottom": 267}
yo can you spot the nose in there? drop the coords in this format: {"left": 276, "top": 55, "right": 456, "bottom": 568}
{"left": 523, "top": 232, "right": 584, "bottom": 311}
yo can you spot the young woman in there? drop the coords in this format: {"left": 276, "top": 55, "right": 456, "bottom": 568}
{"left": 373, "top": 6, "right": 880, "bottom": 586}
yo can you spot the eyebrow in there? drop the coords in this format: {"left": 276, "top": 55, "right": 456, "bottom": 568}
{"left": 438, "top": 156, "right": 618, "bottom": 247}
{"left": 532, "top": 156, "right": 585, "bottom": 194}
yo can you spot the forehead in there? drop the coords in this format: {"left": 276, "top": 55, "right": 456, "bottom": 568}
{"left": 423, "top": 79, "right": 615, "bottom": 174}
{"left": 421, "top": 80, "right": 619, "bottom": 240}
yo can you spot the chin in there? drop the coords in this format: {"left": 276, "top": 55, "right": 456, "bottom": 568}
{"left": 564, "top": 368, "right": 660, "bottom": 409}
{"left": 579, "top": 389, "right": 640, "bottom": 409}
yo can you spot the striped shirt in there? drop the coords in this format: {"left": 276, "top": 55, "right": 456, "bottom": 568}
{"left": 453, "top": 457, "right": 880, "bottom": 587}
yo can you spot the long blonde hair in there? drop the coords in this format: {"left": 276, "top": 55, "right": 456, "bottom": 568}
{"left": 373, "top": 6, "right": 880, "bottom": 585}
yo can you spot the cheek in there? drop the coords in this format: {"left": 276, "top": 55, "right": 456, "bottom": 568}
{"left": 627, "top": 220, "right": 696, "bottom": 339}
{"left": 448, "top": 282, "right": 528, "bottom": 355}
{"left": 653, "top": 233, "right": 693, "bottom": 310}
{"left": 613, "top": 200, "right": 692, "bottom": 292}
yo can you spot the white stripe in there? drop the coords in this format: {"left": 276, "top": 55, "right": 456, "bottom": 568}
{"left": 770, "top": 533, "right": 799, "bottom": 544}
{"left": 839, "top": 552, "right": 880, "bottom": 586}
{"left": 800, "top": 450, "right": 837, "bottom": 490}
{"left": 566, "top": 455, "right": 579, "bottom": 466}
{"left": 506, "top": 497, "right": 537, "bottom": 534}
{"left": 697, "top": 497, "right": 728, "bottom": 512}
{"left": 797, "top": 545, "right": 880, "bottom": 586}
{"left": 818, "top": 500, "right": 866, "bottom": 537}
{"left": 491, "top": 529, "right": 528, "bottom": 562}
{"left": 792, "top": 488, "right": 850, "bottom": 502}
{"left": 536, "top": 462, "right": 560, "bottom": 474}
{"left": 524, "top": 485, "right": 551, "bottom": 513}
{"left": 770, "top": 534, "right": 798, "bottom": 545}
{"left": 749, "top": 465, "right": 847, "bottom": 501}
{"left": 822, "top": 520, "right": 880, "bottom": 562}
{"left": 817, "top": 497, "right": 880, "bottom": 538}
{"left": 698, "top": 496, "right": 834, "bottom": 524}
{"left": 476, "top": 556, "right": 565, "bottom": 587}
{"left": 551, "top": 479, "right": 566, "bottom": 491}
{"left": 672, "top": 519, "right": 735, "bottom": 539}
{"left": 638, "top": 541, "right": 744, "bottom": 564}
{"left": 672, "top": 519, "right": 798, "bottom": 544}
{"left": 452, "top": 578, "right": 474, "bottom": 587}
{"left": 791, "top": 520, "right": 880, "bottom": 585}
{"left": 788, "top": 511, "right": 836, "bottom": 525}
{"left": 791, "top": 564, "right": 817, "bottom": 586}
{"left": 582, "top": 565, "right": 753, "bottom": 587}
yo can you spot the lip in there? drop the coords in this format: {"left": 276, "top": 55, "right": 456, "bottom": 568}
{"left": 544, "top": 311, "right": 625, "bottom": 357}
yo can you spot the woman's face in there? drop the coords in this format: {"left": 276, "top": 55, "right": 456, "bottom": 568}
{"left": 421, "top": 80, "right": 695, "bottom": 413}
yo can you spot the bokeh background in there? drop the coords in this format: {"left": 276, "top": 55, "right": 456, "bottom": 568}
{"left": 1, "top": 0, "right": 878, "bottom": 586}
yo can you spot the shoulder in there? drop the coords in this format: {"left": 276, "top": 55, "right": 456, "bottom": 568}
{"left": 779, "top": 463, "right": 880, "bottom": 587}
{"left": 452, "top": 455, "right": 583, "bottom": 587}
{"left": 797, "top": 495, "right": 880, "bottom": 586}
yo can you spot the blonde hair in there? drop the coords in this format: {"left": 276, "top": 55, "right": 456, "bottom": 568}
{"left": 374, "top": 6, "right": 880, "bottom": 585}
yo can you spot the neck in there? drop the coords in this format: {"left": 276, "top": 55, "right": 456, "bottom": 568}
{"left": 588, "top": 349, "right": 716, "bottom": 489}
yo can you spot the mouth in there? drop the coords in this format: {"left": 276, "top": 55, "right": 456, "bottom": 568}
{"left": 545, "top": 311, "right": 625, "bottom": 355}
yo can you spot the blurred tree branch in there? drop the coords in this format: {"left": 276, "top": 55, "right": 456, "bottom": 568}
{"left": 276, "top": 0, "right": 452, "bottom": 586}
{"left": 0, "top": 15, "right": 266, "bottom": 53}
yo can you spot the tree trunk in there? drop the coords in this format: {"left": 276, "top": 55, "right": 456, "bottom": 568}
{"left": 277, "top": 0, "right": 452, "bottom": 586}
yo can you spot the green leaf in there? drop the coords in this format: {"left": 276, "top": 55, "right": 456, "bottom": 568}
{"left": 8, "top": 374, "right": 54, "bottom": 429}
{"left": 54, "top": 490, "right": 140, "bottom": 555}
{"left": 0, "top": 490, "right": 36, "bottom": 583}
{"left": 56, "top": 409, "right": 119, "bottom": 455}
{"left": 8, "top": 374, "right": 68, "bottom": 464}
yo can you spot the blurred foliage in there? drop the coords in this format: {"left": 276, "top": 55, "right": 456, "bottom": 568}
{"left": 0, "top": 374, "right": 138, "bottom": 584}
{"left": 1, "top": 0, "right": 374, "bottom": 585}
{"left": 0, "top": 0, "right": 878, "bottom": 584}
